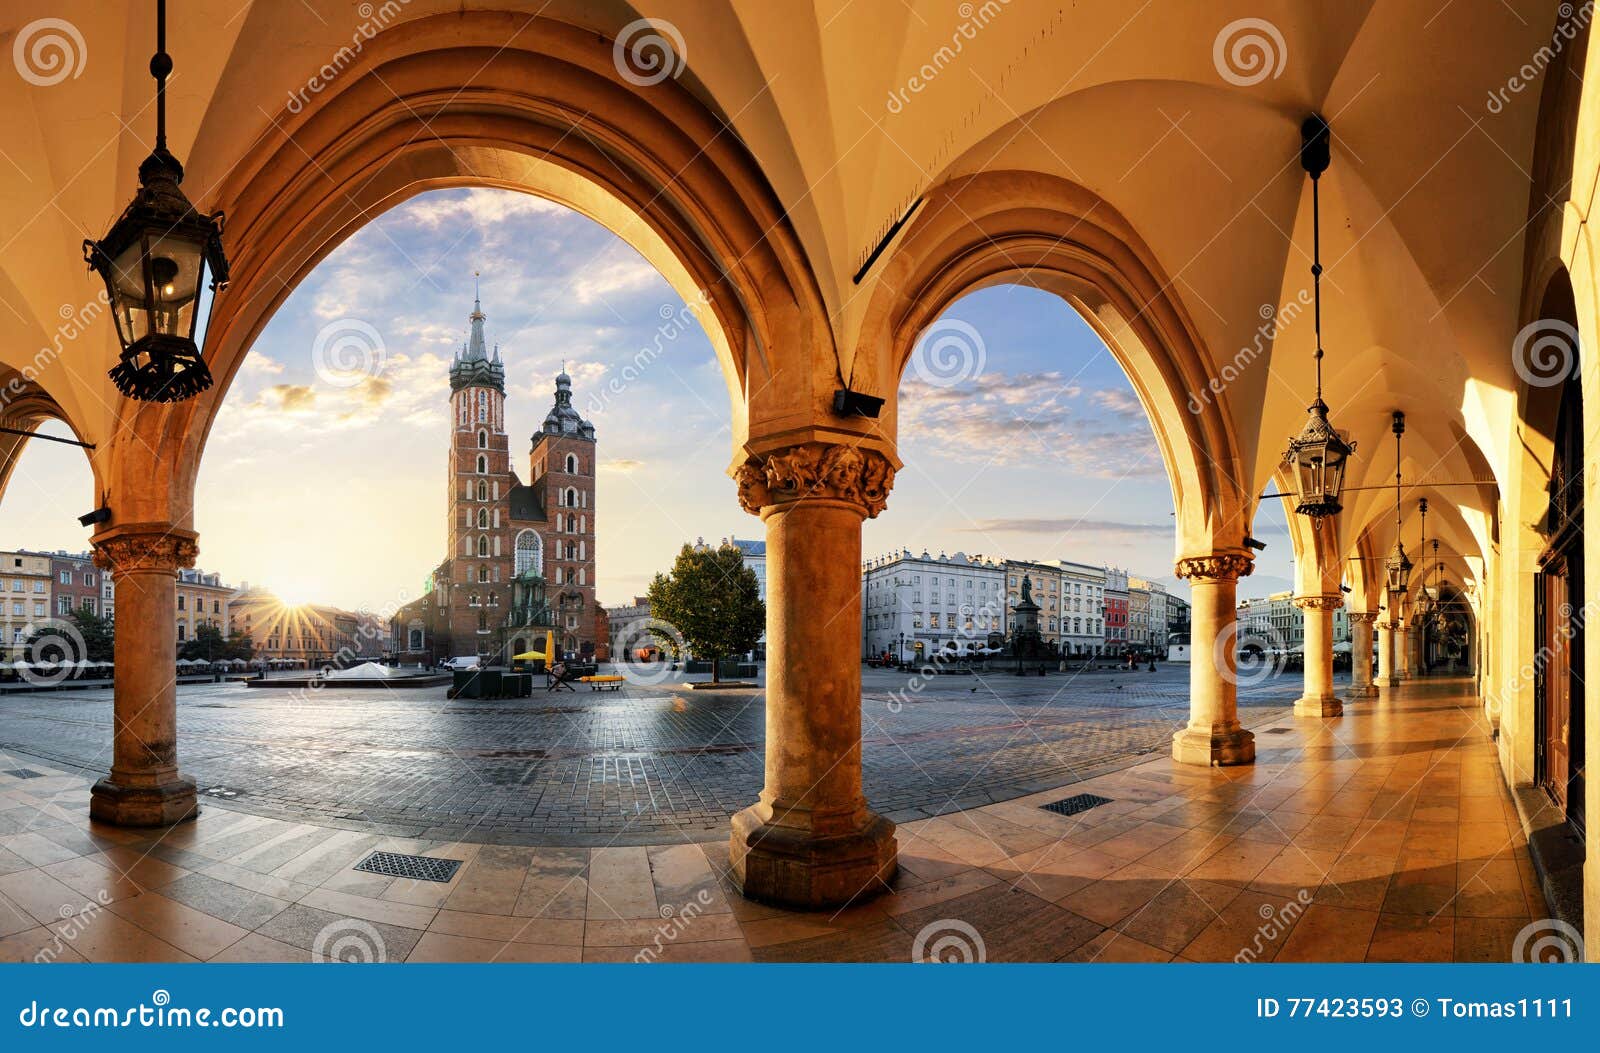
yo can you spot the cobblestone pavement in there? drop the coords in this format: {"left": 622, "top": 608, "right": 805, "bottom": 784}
{"left": 0, "top": 664, "right": 1329, "bottom": 845}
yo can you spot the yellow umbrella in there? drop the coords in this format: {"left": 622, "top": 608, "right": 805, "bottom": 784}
{"left": 512, "top": 631, "right": 558, "bottom": 663}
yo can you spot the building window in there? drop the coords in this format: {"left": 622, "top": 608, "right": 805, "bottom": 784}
{"left": 477, "top": 508, "right": 489, "bottom": 528}
{"left": 514, "top": 530, "right": 543, "bottom": 577}
{"left": 477, "top": 535, "right": 489, "bottom": 557}
{"left": 476, "top": 454, "right": 488, "bottom": 474}
{"left": 565, "top": 453, "right": 578, "bottom": 473}
{"left": 477, "top": 481, "right": 488, "bottom": 501}
{"left": 59, "top": 570, "right": 71, "bottom": 584}
{"left": 478, "top": 430, "right": 488, "bottom": 448}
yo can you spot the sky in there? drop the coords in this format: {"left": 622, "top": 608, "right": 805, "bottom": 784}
{"left": 0, "top": 188, "right": 1296, "bottom": 613}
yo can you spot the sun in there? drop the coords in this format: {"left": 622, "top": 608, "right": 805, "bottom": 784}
{"left": 271, "top": 580, "right": 318, "bottom": 608}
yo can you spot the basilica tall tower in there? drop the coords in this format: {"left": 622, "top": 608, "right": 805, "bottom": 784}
{"left": 446, "top": 287, "right": 513, "bottom": 644}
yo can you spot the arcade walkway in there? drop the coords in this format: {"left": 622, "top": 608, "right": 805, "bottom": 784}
{"left": 0, "top": 679, "right": 1546, "bottom": 963}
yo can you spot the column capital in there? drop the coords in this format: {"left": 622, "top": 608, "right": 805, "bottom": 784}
{"left": 1348, "top": 611, "right": 1379, "bottom": 626}
{"left": 1173, "top": 553, "right": 1253, "bottom": 583}
{"left": 1293, "top": 594, "right": 1344, "bottom": 611}
{"left": 91, "top": 523, "right": 199, "bottom": 574}
{"left": 735, "top": 441, "right": 895, "bottom": 519}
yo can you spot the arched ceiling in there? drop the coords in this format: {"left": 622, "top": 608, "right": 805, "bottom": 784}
{"left": 0, "top": 0, "right": 1571, "bottom": 561}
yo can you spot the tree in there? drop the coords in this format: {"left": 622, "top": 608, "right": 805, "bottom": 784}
{"left": 646, "top": 542, "right": 764, "bottom": 683}
{"left": 25, "top": 607, "right": 115, "bottom": 663}
{"left": 178, "top": 625, "right": 255, "bottom": 662}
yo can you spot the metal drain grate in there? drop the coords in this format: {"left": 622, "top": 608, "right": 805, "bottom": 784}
{"left": 1040, "top": 793, "right": 1113, "bottom": 817}
{"left": 2, "top": 769, "right": 43, "bottom": 780}
{"left": 354, "top": 851, "right": 463, "bottom": 883}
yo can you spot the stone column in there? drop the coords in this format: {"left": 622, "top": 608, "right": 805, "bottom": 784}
{"left": 1396, "top": 624, "right": 1412, "bottom": 679}
{"left": 1172, "top": 554, "right": 1255, "bottom": 766}
{"left": 1293, "top": 595, "right": 1344, "bottom": 717}
{"left": 729, "top": 442, "right": 896, "bottom": 909}
{"left": 1375, "top": 617, "right": 1398, "bottom": 688}
{"left": 89, "top": 523, "right": 199, "bottom": 826}
{"left": 1349, "top": 611, "right": 1378, "bottom": 697}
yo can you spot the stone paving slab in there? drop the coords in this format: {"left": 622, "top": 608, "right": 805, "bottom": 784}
{"left": 0, "top": 665, "right": 1313, "bottom": 844}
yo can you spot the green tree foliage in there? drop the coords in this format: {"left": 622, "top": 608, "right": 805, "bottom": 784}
{"left": 24, "top": 607, "right": 115, "bottom": 663}
{"left": 178, "top": 624, "right": 256, "bottom": 662}
{"left": 646, "top": 542, "right": 764, "bottom": 682}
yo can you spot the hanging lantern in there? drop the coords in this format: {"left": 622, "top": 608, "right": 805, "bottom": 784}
{"left": 1284, "top": 398, "right": 1355, "bottom": 518}
{"left": 1384, "top": 411, "right": 1410, "bottom": 599}
{"left": 81, "top": 0, "right": 228, "bottom": 404}
{"left": 1282, "top": 114, "right": 1355, "bottom": 519}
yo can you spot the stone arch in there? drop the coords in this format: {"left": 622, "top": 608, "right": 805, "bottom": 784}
{"left": 857, "top": 171, "right": 1252, "bottom": 565}
{"left": 116, "top": 10, "right": 831, "bottom": 523}
{"left": 0, "top": 374, "right": 102, "bottom": 509}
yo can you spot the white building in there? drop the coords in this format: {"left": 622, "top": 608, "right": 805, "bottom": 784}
{"left": 862, "top": 550, "right": 1005, "bottom": 662}
{"left": 1051, "top": 560, "right": 1107, "bottom": 655}
{"left": 1129, "top": 577, "right": 1169, "bottom": 653}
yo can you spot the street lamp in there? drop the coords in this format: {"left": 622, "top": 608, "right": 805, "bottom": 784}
{"left": 82, "top": 0, "right": 230, "bottom": 404}
{"left": 1282, "top": 115, "right": 1356, "bottom": 520}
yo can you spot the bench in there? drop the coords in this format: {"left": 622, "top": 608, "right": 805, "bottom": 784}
{"left": 580, "top": 675, "right": 625, "bottom": 693}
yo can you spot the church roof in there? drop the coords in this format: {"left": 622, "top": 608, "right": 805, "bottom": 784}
{"left": 450, "top": 282, "right": 505, "bottom": 392}
{"left": 539, "top": 368, "right": 595, "bottom": 441}
{"left": 508, "top": 483, "right": 545, "bottom": 523}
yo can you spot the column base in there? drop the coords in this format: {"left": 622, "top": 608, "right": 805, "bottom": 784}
{"left": 1293, "top": 694, "right": 1345, "bottom": 718}
{"left": 1373, "top": 675, "right": 1398, "bottom": 688}
{"left": 1171, "top": 723, "right": 1255, "bottom": 766}
{"left": 729, "top": 804, "right": 897, "bottom": 911}
{"left": 1350, "top": 683, "right": 1379, "bottom": 698}
{"left": 90, "top": 775, "right": 199, "bottom": 827}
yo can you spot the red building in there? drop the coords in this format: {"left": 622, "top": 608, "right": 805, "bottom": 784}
{"left": 48, "top": 552, "right": 101, "bottom": 619}
{"left": 391, "top": 291, "right": 598, "bottom": 664}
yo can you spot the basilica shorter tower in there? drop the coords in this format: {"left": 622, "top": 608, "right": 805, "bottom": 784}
{"left": 390, "top": 292, "right": 598, "bottom": 664}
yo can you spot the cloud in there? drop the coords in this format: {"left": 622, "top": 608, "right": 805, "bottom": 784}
{"left": 256, "top": 385, "right": 317, "bottom": 413}
{"left": 241, "top": 354, "right": 285, "bottom": 375}
{"left": 601, "top": 458, "right": 645, "bottom": 473}
{"left": 1092, "top": 389, "right": 1143, "bottom": 418}
{"left": 401, "top": 188, "right": 566, "bottom": 228}
{"left": 896, "top": 370, "right": 1162, "bottom": 478}
{"left": 572, "top": 254, "right": 664, "bottom": 305}
{"left": 957, "top": 517, "right": 1174, "bottom": 538}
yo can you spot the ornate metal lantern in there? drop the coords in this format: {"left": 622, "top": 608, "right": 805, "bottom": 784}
{"left": 1282, "top": 114, "right": 1355, "bottom": 519}
{"left": 1384, "top": 411, "right": 1411, "bottom": 599}
{"left": 82, "top": 0, "right": 228, "bottom": 403}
